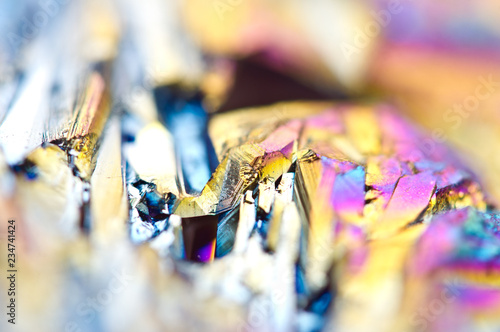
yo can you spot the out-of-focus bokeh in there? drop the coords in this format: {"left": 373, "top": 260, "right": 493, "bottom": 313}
{"left": 0, "top": 1, "right": 499, "bottom": 332}
{"left": 179, "top": 0, "right": 500, "bottom": 202}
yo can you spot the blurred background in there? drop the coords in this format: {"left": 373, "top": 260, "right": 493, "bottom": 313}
{"left": 0, "top": 0, "right": 499, "bottom": 332}
{"left": 3, "top": 0, "right": 499, "bottom": 199}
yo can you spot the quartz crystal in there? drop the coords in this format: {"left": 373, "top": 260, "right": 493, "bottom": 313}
{"left": 0, "top": 1, "right": 499, "bottom": 332}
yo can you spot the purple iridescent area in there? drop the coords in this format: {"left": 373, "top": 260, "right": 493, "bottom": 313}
{"left": 411, "top": 208, "right": 500, "bottom": 276}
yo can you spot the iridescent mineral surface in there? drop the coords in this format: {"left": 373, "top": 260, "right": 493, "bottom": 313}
{"left": 124, "top": 100, "right": 493, "bottom": 331}
{"left": 1, "top": 1, "right": 499, "bottom": 332}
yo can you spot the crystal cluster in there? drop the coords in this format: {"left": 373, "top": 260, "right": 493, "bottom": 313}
{"left": 0, "top": 0, "right": 499, "bottom": 332}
